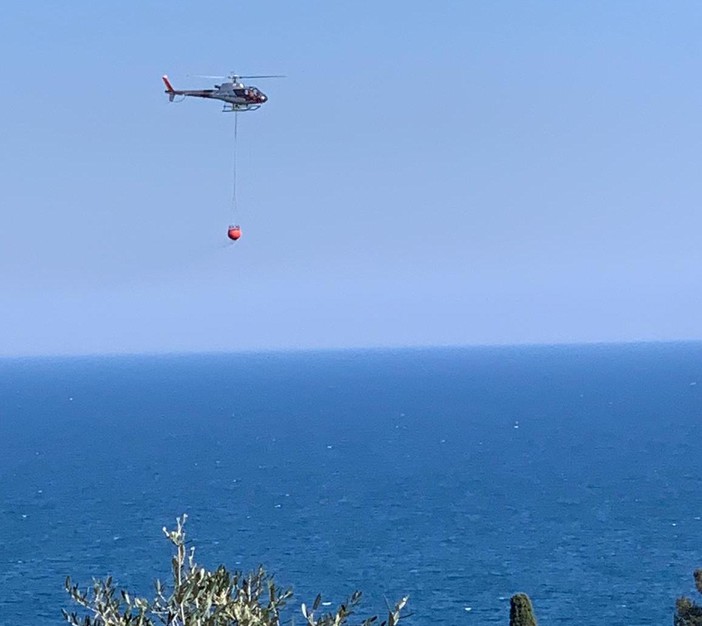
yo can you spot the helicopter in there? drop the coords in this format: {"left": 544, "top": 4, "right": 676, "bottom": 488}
{"left": 162, "top": 73, "right": 282, "bottom": 112}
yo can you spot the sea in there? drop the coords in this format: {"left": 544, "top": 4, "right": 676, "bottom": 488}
{"left": 0, "top": 343, "right": 700, "bottom": 625}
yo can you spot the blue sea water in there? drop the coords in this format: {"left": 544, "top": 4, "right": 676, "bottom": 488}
{"left": 0, "top": 343, "right": 700, "bottom": 625}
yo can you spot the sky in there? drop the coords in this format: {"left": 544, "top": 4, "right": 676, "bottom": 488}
{"left": 1, "top": 1, "right": 701, "bottom": 356}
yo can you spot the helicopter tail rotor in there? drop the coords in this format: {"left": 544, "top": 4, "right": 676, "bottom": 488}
{"left": 162, "top": 75, "right": 176, "bottom": 101}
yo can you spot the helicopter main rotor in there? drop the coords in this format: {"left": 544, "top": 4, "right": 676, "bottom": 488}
{"left": 190, "top": 72, "right": 285, "bottom": 83}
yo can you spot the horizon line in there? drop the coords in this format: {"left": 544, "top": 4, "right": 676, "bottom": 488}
{"left": 1, "top": 338, "right": 700, "bottom": 361}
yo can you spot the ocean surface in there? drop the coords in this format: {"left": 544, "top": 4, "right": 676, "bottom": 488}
{"left": 0, "top": 343, "right": 700, "bottom": 625}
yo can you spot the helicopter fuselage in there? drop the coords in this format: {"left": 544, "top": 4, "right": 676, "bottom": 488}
{"left": 162, "top": 76, "right": 268, "bottom": 112}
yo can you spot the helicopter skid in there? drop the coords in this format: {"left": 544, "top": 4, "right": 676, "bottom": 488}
{"left": 222, "top": 104, "right": 261, "bottom": 113}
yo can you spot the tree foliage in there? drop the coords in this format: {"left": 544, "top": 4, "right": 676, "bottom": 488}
{"left": 509, "top": 593, "right": 537, "bottom": 626}
{"left": 675, "top": 569, "right": 702, "bottom": 626}
{"left": 63, "top": 515, "right": 409, "bottom": 626}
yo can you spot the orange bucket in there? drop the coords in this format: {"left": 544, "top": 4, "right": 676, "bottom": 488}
{"left": 227, "top": 225, "right": 242, "bottom": 241}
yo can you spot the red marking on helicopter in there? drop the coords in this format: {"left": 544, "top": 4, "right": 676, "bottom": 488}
{"left": 162, "top": 75, "right": 175, "bottom": 93}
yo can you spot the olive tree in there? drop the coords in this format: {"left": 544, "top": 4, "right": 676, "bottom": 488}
{"left": 63, "top": 515, "right": 408, "bottom": 626}
{"left": 675, "top": 569, "right": 702, "bottom": 626}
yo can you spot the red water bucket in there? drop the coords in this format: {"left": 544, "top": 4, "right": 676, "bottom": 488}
{"left": 227, "top": 225, "right": 242, "bottom": 241}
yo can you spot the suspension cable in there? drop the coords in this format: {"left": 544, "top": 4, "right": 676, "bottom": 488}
{"left": 231, "top": 112, "right": 239, "bottom": 223}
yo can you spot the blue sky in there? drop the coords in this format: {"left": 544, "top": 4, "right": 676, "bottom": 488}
{"left": 1, "top": 1, "right": 701, "bottom": 355}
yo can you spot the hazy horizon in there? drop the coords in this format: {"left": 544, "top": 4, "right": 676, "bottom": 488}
{"left": 2, "top": 338, "right": 700, "bottom": 361}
